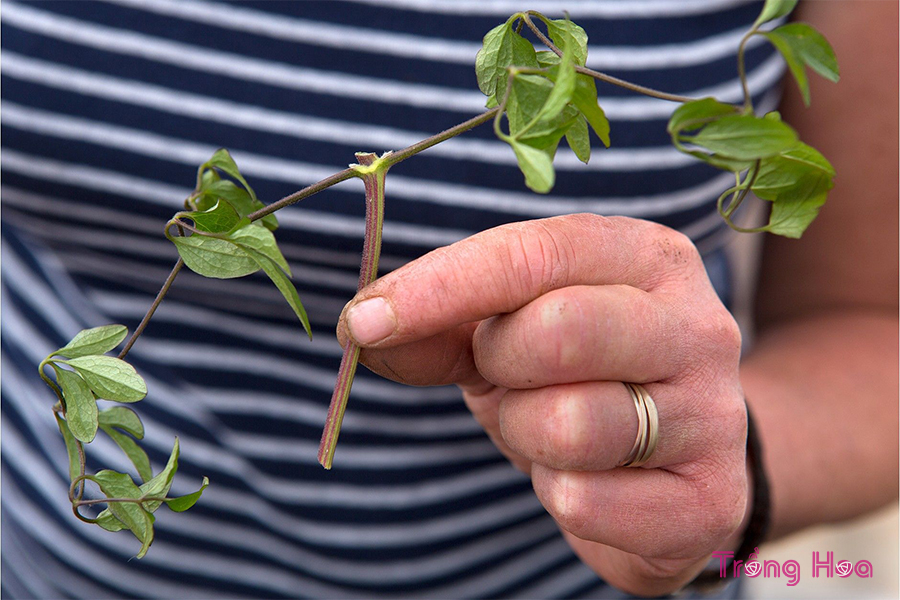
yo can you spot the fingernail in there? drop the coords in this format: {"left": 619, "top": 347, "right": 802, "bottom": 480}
{"left": 347, "top": 298, "right": 396, "bottom": 344}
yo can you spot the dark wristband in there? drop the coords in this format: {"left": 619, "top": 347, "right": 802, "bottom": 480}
{"left": 688, "top": 400, "right": 771, "bottom": 590}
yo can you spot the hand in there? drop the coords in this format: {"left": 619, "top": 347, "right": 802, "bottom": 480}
{"left": 337, "top": 214, "right": 749, "bottom": 596}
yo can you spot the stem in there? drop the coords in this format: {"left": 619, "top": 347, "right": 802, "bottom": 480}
{"left": 718, "top": 163, "right": 767, "bottom": 233}
{"left": 39, "top": 360, "right": 65, "bottom": 406}
{"left": 118, "top": 258, "right": 185, "bottom": 360}
{"left": 248, "top": 109, "right": 498, "bottom": 222}
{"left": 72, "top": 504, "right": 99, "bottom": 524}
{"left": 75, "top": 440, "right": 87, "bottom": 502}
{"left": 382, "top": 109, "right": 498, "bottom": 168}
{"left": 247, "top": 168, "right": 358, "bottom": 222}
{"left": 724, "top": 160, "right": 761, "bottom": 218}
{"left": 576, "top": 65, "right": 695, "bottom": 103}
{"left": 317, "top": 153, "right": 388, "bottom": 469}
{"left": 737, "top": 31, "right": 756, "bottom": 111}
{"left": 73, "top": 496, "right": 168, "bottom": 507}
{"left": 522, "top": 12, "right": 694, "bottom": 104}
{"left": 494, "top": 71, "right": 518, "bottom": 139}
{"left": 717, "top": 180, "right": 741, "bottom": 221}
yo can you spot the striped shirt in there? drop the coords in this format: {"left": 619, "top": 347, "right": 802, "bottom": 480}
{"left": 2, "top": 1, "right": 780, "bottom": 597}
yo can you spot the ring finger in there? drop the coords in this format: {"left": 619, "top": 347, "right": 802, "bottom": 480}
{"left": 499, "top": 381, "right": 713, "bottom": 471}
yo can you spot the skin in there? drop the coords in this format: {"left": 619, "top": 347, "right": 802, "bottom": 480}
{"left": 337, "top": 2, "right": 898, "bottom": 596}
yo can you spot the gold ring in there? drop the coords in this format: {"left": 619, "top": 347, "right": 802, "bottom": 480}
{"left": 619, "top": 382, "right": 659, "bottom": 468}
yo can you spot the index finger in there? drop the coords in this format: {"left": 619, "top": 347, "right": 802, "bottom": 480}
{"left": 341, "top": 214, "right": 701, "bottom": 348}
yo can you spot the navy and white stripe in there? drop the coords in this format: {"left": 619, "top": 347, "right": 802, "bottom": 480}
{"left": 2, "top": 1, "right": 777, "bottom": 597}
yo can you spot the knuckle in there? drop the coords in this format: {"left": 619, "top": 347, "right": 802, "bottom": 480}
{"left": 539, "top": 471, "right": 592, "bottom": 536}
{"left": 544, "top": 389, "right": 593, "bottom": 466}
{"left": 696, "top": 307, "right": 743, "bottom": 365}
{"left": 530, "top": 290, "right": 586, "bottom": 375}
{"left": 639, "top": 223, "right": 704, "bottom": 287}
{"left": 672, "top": 302, "right": 742, "bottom": 382}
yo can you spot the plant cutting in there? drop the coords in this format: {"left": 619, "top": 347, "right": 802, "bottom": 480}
{"left": 38, "top": 0, "right": 839, "bottom": 557}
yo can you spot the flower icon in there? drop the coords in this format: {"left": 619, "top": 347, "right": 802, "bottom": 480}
{"left": 745, "top": 560, "right": 763, "bottom": 577}
{"left": 836, "top": 561, "right": 853, "bottom": 577}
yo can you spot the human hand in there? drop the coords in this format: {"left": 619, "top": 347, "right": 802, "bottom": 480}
{"left": 337, "top": 214, "right": 749, "bottom": 596}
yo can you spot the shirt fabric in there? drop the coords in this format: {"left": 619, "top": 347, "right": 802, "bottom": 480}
{"left": 1, "top": 1, "right": 780, "bottom": 597}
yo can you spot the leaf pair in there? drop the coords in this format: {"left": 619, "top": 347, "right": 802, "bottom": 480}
{"left": 93, "top": 440, "right": 209, "bottom": 558}
{"left": 752, "top": 0, "right": 839, "bottom": 106}
{"left": 43, "top": 325, "right": 147, "bottom": 443}
{"left": 477, "top": 13, "right": 610, "bottom": 193}
{"left": 171, "top": 153, "right": 311, "bottom": 338}
{"left": 43, "top": 325, "right": 208, "bottom": 558}
{"left": 668, "top": 99, "right": 834, "bottom": 237}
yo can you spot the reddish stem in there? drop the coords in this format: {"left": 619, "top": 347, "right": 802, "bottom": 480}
{"left": 317, "top": 153, "right": 388, "bottom": 469}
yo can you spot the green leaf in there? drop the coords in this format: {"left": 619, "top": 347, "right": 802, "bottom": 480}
{"left": 535, "top": 50, "right": 560, "bottom": 68}
{"left": 507, "top": 74, "right": 553, "bottom": 134}
{"left": 682, "top": 114, "right": 797, "bottom": 160}
{"left": 511, "top": 22, "right": 577, "bottom": 148}
{"left": 98, "top": 406, "right": 145, "bottom": 439}
{"left": 195, "top": 180, "right": 248, "bottom": 212}
{"left": 571, "top": 74, "right": 610, "bottom": 147}
{"left": 667, "top": 98, "right": 739, "bottom": 135}
{"left": 752, "top": 142, "right": 835, "bottom": 200}
{"left": 779, "top": 24, "right": 839, "bottom": 82}
{"left": 545, "top": 19, "right": 588, "bottom": 66}
{"left": 185, "top": 200, "right": 241, "bottom": 233}
{"left": 765, "top": 191, "right": 827, "bottom": 238}
{"left": 53, "top": 366, "right": 98, "bottom": 443}
{"left": 753, "top": 0, "right": 798, "bottom": 28}
{"left": 196, "top": 180, "right": 278, "bottom": 231}
{"left": 92, "top": 470, "right": 154, "bottom": 558}
{"left": 100, "top": 424, "right": 153, "bottom": 483}
{"left": 64, "top": 356, "right": 147, "bottom": 403}
{"left": 565, "top": 116, "right": 591, "bottom": 164}
{"left": 509, "top": 139, "right": 555, "bottom": 193}
{"left": 764, "top": 30, "right": 810, "bottom": 105}
{"left": 475, "top": 18, "right": 539, "bottom": 103}
{"left": 52, "top": 325, "right": 128, "bottom": 359}
{"left": 166, "top": 476, "right": 210, "bottom": 512}
{"left": 95, "top": 510, "right": 128, "bottom": 532}
{"left": 226, "top": 223, "right": 291, "bottom": 276}
{"left": 204, "top": 149, "right": 257, "bottom": 202}
{"left": 242, "top": 248, "right": 312, "bottom": 339}
{"left": 764, "top": 23, "right": 839, "bottom": 106}
{"left": 529, "top": 49, "right": 575, "bottom": 128}
{"left": 750, "top": 142, "right": 834, "bottom": 238}
{"left": 199, "top": 150, "right": 278, "bottom": 230}
{"left": 54, "top": 414, "right": 81, "bottom": 483}
{"left": 524, "top": 106, "right": 579, "bottom": 156}
{"left": 505, "top": 74, "right": 578, "bottom": 152}
{"left": 139, "top": 438, "right": 179, "bottom": 513}
{"left": 171, "top": 235, "right": 260, "bottom": 279}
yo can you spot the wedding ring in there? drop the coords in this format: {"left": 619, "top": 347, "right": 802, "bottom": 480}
{"left": 619, "top": 382, "right": 659, "bottom": 468}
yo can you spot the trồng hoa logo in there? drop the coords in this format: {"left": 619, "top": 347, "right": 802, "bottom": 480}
{"left": 711, "top": 548, "right": 873, "bottom": 587}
